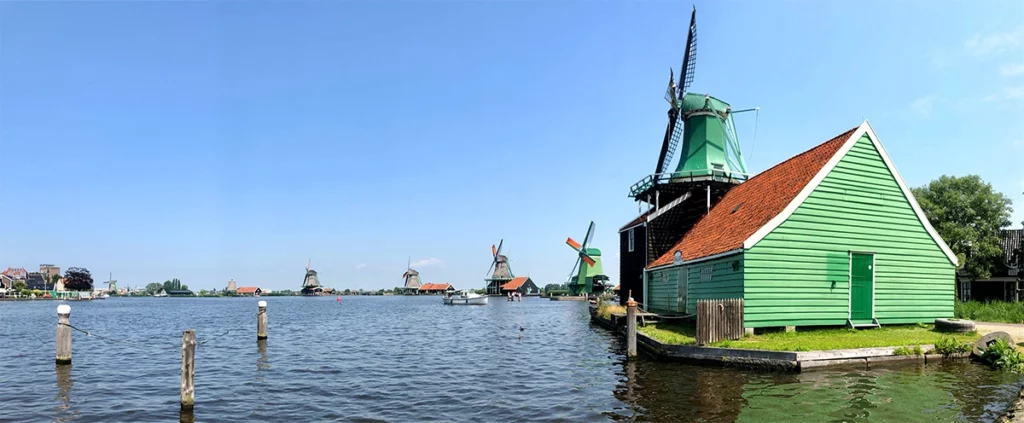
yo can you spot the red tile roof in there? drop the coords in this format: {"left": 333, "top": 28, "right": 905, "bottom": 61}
{"left": 237, "top": 286, "right": 261, "bottom": 294}
{"left": 419, "top": 283, "right": 452, "bottom": 291}
{"left": 2, "top": 267, "right": 27, "bottom": 278}
{"left": 619, "top": 210, "right": 652, "bottom": 231}
{"left": 648, "top": 127, "right": 858, "bottom": 268}
{"left": 501, "top": 276, "right": 529, "bottom": 291}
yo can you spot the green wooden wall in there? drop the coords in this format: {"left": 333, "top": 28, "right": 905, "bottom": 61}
{"left": 646, "top": 267, "right": 680, "bottom": 314}
{"left": 744, "top": 134, "right": 955, "bottom": 328}
{"left": 646, "top": 254, "right": 744, "bottom": 314}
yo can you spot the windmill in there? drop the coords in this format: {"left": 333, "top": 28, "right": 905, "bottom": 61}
{"left": 301, "top": 259, "right": 322, "bottom": 296}
{"left": 565, "top": 221, "right": 609, "bottom": 296}
{"left": 619, "top": 5, "right": 758, "bottom": 306}
{"left": 401, "top": 257, "right": 421, "bottom": 295}
{"left": 484, "top": 239, "right": 514, "bottom": 295}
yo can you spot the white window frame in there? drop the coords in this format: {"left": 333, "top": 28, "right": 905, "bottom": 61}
{"left": 627, "top": 229, "right": 635, "bottom": 252}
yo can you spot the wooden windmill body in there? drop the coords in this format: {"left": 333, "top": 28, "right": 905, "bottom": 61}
{"left": 484, "top": 240, "right": 514, "bottom": 295}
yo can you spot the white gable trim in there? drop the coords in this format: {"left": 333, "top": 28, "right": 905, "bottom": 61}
{"left": 646, "top": 191, "right": 693, "bottom": 222}
{"left": 742, "top": 121, "right": 958, "bottom": 266}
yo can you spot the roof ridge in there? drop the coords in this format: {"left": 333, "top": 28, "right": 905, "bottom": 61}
{"left": 646, "top": 125, "right": 862, "bottom": 268}
{"left": 741, "top": 126, "right": 859, "bottom": 186}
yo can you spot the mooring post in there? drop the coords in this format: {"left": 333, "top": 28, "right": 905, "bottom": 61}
{"left": 180, "top": 329, "right": 196, "bottom": 413}
{"left": 257, "top": 300, "right": 268, "bottom": 340}
{"left": 626, "top": 294, "right": 638, "bottom": 358}
{"left": 55, "top": 304, "right": 72, "bottom": 365}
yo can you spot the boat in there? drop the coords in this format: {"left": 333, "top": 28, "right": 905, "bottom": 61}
{"left": 442, "top": 290, "right": 488, "bottom": 305}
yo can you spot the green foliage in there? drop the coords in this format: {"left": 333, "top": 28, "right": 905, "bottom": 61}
{"left": 30, "top": 289, "right": 42, "bottom": 296}
{"left": 893, "top": 345, "right": 923, "bottom": 356}
{"left": 12, "top": 280, "right": 27, "bottom": 291}
{"left": 912, "top": 175, "right": 1012, "bottom": 280}
{"left": 145, "top": 282, "right": 162, "bottom": 295}
{"left": 544, "top": 283, "right": 566, "bottom": 292}
{"left": 934, "top": 336, "right": 973, "bottom": 357}
{"left": 955, "top": 300, "right": 1024, "bottom": 323}
{"left": 62, "top": 267, "right": 93, "bottom": 291}
{"left": 980, "top": 338, "right": 1024, "bottom": 372}
{"left": 163, "top": 279, "right": 182, "bottom": 292}
{"left": 596, "top": 301, "right": 626, "bottom": 319}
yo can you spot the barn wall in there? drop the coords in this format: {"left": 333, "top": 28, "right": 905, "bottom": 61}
{"left": 744, "top": 134, "right": 955, "bottom": 328}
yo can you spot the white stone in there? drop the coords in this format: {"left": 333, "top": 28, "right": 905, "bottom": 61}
{"left": 258, "top": 300, "right": 267, "bottom": 308}
{"left": 57, "top": 304, "right": 71, "bottom": 315}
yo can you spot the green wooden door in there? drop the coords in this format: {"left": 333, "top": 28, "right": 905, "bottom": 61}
{"left": 850, "top": 253, "right": 874, "bottom": 322}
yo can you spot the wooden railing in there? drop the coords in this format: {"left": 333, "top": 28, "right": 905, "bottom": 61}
{"left": 696, "top": 298, "right": 744, "bottom": 346}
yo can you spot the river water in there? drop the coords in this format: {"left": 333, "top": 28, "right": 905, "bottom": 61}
{"left": 1, "top": 296, "right": 1021, "bottom": 422}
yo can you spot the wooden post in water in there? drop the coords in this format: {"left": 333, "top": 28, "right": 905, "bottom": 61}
{"left": 626, "top": 293, "right": 638, "bottom": 359}
{"left": 55, "top": 304, "right": 72, "bottom": 365}
{"left": 180, "top": 329, "right": 196, "bottom": 413}
{"left": 257, "top": 300, "right": 268, "bottom": 340}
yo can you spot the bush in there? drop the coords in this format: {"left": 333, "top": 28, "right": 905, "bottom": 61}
{"left": 934, "top": 336, "right": 973, "bottom": 357}
{"left": 894, "top": 345, "right": 924, "bottom": 356}
{"left": 596, "top": 301, "right": 626, "bottom": 319}
{"left": 980, "top": 338, "right": 1024, "bottom": 373}
{"left": 955, "top": 300, "right": 1024, "bottom": 323}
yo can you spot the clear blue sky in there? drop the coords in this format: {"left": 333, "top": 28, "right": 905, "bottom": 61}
{"left": 2, "top": 1, "right": 1022, "bottom": 291}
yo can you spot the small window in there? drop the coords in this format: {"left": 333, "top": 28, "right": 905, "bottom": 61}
{"left": 731, "top": 260, "right": 740, "bottom": 272}
{"left": 628, "top": 229, "right": 635, "bottom": 252}
{"left": 700, "top": 266, "right": 713, "bottom": 282}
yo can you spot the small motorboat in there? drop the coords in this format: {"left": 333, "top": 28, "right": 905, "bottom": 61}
{"left": 443, "top": 290, "right": 488, "bottom": 305}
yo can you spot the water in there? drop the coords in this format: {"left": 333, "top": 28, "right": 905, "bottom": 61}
{"left": 0, "top": 296, "right": 1021, "bottom": 422}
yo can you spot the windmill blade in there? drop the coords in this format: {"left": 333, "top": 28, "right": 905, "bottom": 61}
{"left": 580, "top": 252, "right": 596, "bottom": 267}
{"left": 663, "top": 68, "right": 678, "bottom": 108}
{"left": 581, "top": 221, "right": 596, "bottom": 250}
{"left": 655, "top": 107, "right": 682, "bottom": 175}
{"left": 495, "top": 239, "right": 504, "bottom": 257}
{"left": 565, "top": 237, "right": 582, "bottom": 252}
{"left": 566, "top": 258, "right": 580, "bottom": 285}
{"left": 677, "top": 5, "right": 698, "bottom": 98}
{"left": 486, "top": 257, "right": 497, "bottom": 276}
{"left": 491, "top": 244, "right": 497, "bottom": 257}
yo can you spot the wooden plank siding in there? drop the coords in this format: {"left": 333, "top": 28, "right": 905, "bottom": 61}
{"left": 743, "top": 134, "right": 955, "bottom": 328}
{"left": 647, "top": 255, "right": 743, "bottom": 314}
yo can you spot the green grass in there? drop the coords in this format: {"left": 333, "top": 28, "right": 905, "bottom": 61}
{"left": 595, "top": 302, "right": 626, "bottom": 319}
{"left": 639, "top": 323, "right": 980, "bottom": 352}
{"left": 955, "top": 300, "right": 1024, "bottom": 323}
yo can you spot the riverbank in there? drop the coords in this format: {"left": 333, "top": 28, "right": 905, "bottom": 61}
{"left": 590, "top": 309, "right": 980, "bottom": 371}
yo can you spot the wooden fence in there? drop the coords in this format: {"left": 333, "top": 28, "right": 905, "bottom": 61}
{"left": 696, "top": 298, "right": 744, "bottom": 346}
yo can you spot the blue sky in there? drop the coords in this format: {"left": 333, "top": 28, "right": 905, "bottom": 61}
{"left": 1, "top": 1, "right": 1022, "bottom": 291}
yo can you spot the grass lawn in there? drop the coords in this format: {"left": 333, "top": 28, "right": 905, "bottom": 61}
{"left": 956, "top": 300, "right": 1024, "bottom": 324}
{"left": 639, "top": 323, "right": 980, "bottom": 352}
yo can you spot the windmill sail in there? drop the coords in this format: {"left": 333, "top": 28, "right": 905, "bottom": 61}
{"left": 655, "top": 6, "right": 698, "bottom": 176}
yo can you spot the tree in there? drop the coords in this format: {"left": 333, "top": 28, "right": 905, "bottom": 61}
{"left": 145, "top": 282, "right": 162, "bottom": 295}
{"left": 49, "top": 274, "right": 61, "bottom": 286}
{"left": 163, "top": 278, "right": 182, "bottom": 292}
{"left": 13, "top": 280, "right": 27, "bottom": 291}
{"left": 62, "top": 267, "right": 94, "bottom": 291}
{"left": 181, "top": 284, "right": 189, "bottom": 291}
{"left": 912, "top": 175, "right": 1013, "bottom": 280}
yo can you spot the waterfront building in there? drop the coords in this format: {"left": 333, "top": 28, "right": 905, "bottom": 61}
{"left": 642, "top": 123, "right": 957, "bottom": 329}
{"left": 957, "top": 229, "right": 1022, "bottom": 301}
{"left": 500, "top": 276, "right": 539, "bottom": 295}
{"left": 418, "top": 283, "right": 454, "bottom": 295}
{"left": 39, "top": 264, "right": 60, "bottom": 278}
{"left": 237, "top": 286, "right": 262, "bottom": 296}
{"left": 226, "top": 279, "right": 238, "bottom": 293}
{"left": 2, "top": 267, "right": 27, "bottom": 280}
{"left": 398, "top": 260, "right": 422, "bottom": 295}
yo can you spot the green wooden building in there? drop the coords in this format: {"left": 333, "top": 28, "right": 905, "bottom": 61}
{"left": 643, "top": 122, "right": 958, "bottom": 329}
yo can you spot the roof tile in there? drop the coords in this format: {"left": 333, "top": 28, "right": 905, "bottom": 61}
{"left": 648, "top": 127, "right": 858, "bottom": 268}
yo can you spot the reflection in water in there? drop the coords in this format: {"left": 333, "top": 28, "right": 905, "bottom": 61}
{"left": 257, "top": 339, "right": 270, "bottom": 372}
{"left": 179, "top": 409, "right": 195, "bottom": 423}
{"left": 54, "top": 364, "right": 75, "bottom": 422}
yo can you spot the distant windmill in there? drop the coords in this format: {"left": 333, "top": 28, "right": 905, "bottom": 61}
{"left": 484, "top": 239, "right": 514, "bottom": 295}
{"left": 301, "top": 259, "right": 322, "bottom": 296}
{"left": 401, "top": 257, "right": 421, "bottom": 295}
{"left": 565, "top": 221, "right": 609, "bottom": 296}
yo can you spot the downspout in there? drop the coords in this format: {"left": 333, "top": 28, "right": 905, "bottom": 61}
{"left": 642, "top": 268, "right": 649, "bottom": 310}
{"left": 706, "top": 185, "right": 711, "bottom": 214}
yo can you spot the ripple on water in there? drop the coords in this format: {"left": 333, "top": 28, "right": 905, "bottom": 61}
{"left": 1, "top": 297, "right": 1023, "bottom": 422}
